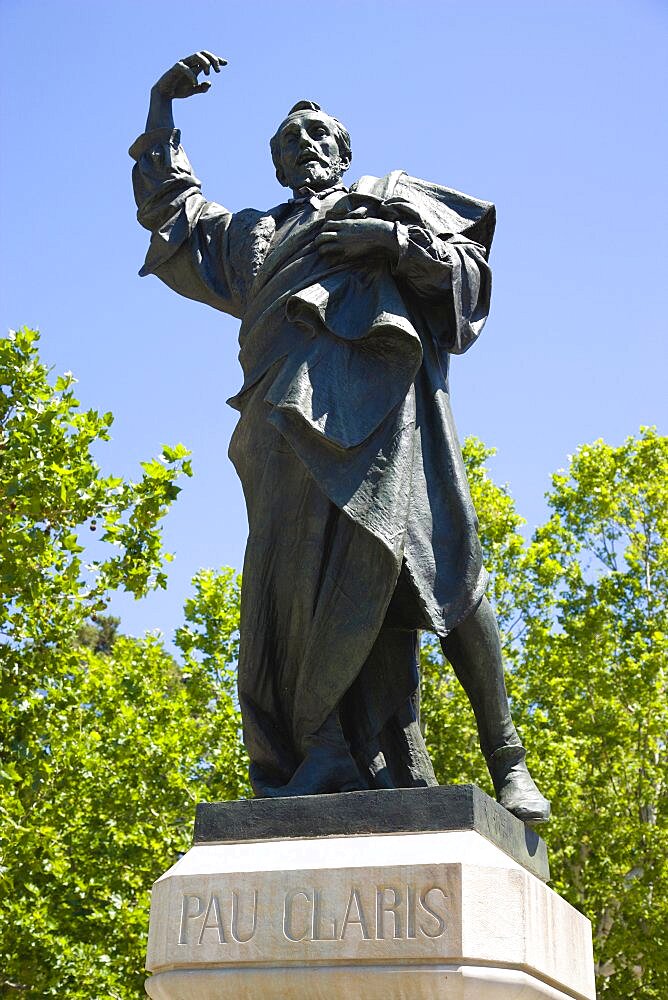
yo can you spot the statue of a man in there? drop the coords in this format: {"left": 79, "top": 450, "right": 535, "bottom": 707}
{"left": 130, "top": 52, "right": 550, "bottom": 823}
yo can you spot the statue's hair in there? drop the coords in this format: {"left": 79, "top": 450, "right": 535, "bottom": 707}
{"left": 270, "top": 101, "right": 352, "bottom": 188}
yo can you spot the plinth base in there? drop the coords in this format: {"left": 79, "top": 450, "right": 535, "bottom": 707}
{"left": 147, "top": 964, "right": 585, "bottom": 999}
{"left": 145, "top": 786, "right": 595, "bottom": 1000}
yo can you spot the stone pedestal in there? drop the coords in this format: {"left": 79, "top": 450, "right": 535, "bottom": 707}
{"left": 144, "top": 785, "right": 596, "bottom": 999}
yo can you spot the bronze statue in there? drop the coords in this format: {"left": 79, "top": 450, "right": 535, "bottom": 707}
{"left": 131, "top": 52, "right": 550, "bottom": 823}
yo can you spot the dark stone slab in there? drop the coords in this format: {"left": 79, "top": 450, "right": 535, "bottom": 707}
{"left": 194, "top": 784, "right": 549, "bottom": 882}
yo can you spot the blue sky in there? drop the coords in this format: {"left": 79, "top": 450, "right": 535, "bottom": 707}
{"left": 1, "top": 0, "right": 667, "bottom": 642}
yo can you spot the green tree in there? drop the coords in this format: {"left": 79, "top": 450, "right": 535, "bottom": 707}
{"left": 175, "top": 566, "right": 249, "bottom": 803}
{"left": 0, "top": 329, "right": 247, "bottom": 997}
{"left": 422, "top": 429, "right": 668, "bottom": 1000}
{"left": 77, "top": 614, "right": 121, "bottom": 654}
{"left": 2, "top": 329, "right": 664, "bottom": 998}
{"left": 0, "top": 326, "right": 192, "bottom": 655}
{"left": 1, "top": 622, "right": 246, "bottom": 998}
{"left": 514, "top": 429, "right": 668, "bottom": 997}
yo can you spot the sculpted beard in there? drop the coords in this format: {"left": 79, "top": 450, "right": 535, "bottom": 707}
{"left": 295, "top": 150, "right": 346, "bottom": 190}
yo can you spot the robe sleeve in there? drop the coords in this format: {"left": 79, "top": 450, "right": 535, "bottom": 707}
{"left": 129, "top": 128, "right": 245, "bottom": 319}
{"left": 392, "top": 223, "right": 492, "bottom": 355}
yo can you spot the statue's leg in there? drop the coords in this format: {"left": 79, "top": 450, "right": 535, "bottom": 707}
{"left": 441, "top": 597, "right": 551, "bottom": 823}
{"left": 440, "top": 595, "right": 518, "bottom": 758}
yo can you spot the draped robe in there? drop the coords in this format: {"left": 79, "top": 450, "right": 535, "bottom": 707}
{"left": 130, "top": 127, "right": 496, "bottom": 790}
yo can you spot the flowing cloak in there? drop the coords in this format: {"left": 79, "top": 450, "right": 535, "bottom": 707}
{"left": 130, "top": 127, "right": 496, "bottom": 788}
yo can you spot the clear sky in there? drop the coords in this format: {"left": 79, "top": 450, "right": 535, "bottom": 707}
{"left": 1, "top": 0, "right": 667, "bottom": 642}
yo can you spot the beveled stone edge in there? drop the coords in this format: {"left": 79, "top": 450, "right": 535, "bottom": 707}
{"left": 145, "top": 960, "right": 593, "bottom": 1000}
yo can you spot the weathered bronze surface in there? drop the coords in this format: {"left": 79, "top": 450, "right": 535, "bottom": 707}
{"left": 131, "top": 53, "right": 550, "bottom": 823}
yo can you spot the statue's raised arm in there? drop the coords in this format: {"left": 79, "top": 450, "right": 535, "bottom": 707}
{"left": 130, "top": 50, "right": 244, "bottom": 317}
{"left": 145, "top": 51, "right": 227, "bottom": 131}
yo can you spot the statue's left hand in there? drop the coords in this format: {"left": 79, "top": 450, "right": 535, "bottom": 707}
{"left": 315, "top": 208, "right": 397, "bottom": 263}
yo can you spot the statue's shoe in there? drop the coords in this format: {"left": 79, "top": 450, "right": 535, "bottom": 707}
{"left": 261, "top": 745, "right": 366, "bottom": 798}
{"left": 487, "top": 745, "right": 551, "bottom": 824}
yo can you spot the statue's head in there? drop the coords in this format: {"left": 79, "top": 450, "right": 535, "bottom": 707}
{"left": 270, "top": 101, "right": 352, "bottom": 192}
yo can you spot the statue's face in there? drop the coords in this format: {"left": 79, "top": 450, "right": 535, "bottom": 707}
{"left": 276, "top": 111, "right": 348, "bottom": 192}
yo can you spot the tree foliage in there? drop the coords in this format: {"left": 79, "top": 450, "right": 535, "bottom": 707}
{"left": 0, "top": 330, "right": 247, "bottom": 997}
{"left": 1, "top": 330, "right": 665, "bottom": 999}
{"left": 422, "top": 429, "right": 668, "bottom": 999}
{"left": 0, "top": 327, "right": 191, "bottom": 655}
{"left": 514, "top": 429, "right": 668, "bottom": 996}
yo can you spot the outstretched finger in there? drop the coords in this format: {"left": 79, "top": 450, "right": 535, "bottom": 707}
{"left": 202, "top": 51, "right": 227, "bottom": 71}
{"left": 195, "top": 51, "right": 212, "bottom": 74}
{"left": 182, "top": 52, "right": 209, "bottom": 74}
{"left": 195, "top": 81, "right": 212, "bottom": 94}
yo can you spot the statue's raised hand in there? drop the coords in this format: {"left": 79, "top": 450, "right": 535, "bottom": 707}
{"left": 154, "top": 51, "right": 227, "bottom": 100}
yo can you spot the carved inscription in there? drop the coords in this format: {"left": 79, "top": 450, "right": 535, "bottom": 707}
{"left": 178, "top": 882, "right": 447, "bottom": 947}
{"left": 179, "top": 889, "right": 258, "bottom": 945}
{"left": 283, "top": 883, "right": 447, "bottom": 942}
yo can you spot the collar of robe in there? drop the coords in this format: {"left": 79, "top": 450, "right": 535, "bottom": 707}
{"left": 289, "top": 183, "right": 348, "bottom": 205}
